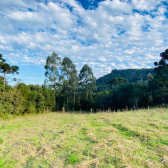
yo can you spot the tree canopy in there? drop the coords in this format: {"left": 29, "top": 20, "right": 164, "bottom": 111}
{"left": 0, "top": 54, "right": 19, "bottom": 87}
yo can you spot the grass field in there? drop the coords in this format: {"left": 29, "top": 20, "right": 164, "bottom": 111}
{"left": 0, "top": 108, "right": 168, "bottom": 168}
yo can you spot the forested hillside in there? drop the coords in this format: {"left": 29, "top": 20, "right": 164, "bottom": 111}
{"left": 96, "top": 68, "right": 155, "bottom": 92}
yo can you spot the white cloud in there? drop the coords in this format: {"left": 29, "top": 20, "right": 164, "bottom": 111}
{"left": 0, "top": 0, "right": 168, "bottom": 79}
{"left": 98, "top": 0, "right": 132, "bottom": 15}
{"left": 27, "top": 77, "right": 37, "bottom": 79}
{"left": 99, "top": 57, "right": 107, "bottom": 62}
{"left": 132, "top": 0, "right": 164, "bottom": 11}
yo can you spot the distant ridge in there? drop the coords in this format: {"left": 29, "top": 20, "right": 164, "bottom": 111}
{"left": 96, "top": 68, "right": 154, "bottom": 92}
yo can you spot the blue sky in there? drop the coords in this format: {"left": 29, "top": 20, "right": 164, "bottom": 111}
{"left": 0, "top": 0, "right": 168, "bottom": 85}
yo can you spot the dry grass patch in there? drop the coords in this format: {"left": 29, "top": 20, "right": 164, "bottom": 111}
{"left": 0, "top": 108, "right": 168, "bottom": 167}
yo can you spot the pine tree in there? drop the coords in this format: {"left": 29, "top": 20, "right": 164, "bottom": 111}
{"left": 0, "top": 54, "right": 19, "bottom": 87}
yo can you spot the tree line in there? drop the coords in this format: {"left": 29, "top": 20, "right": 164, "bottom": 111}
{"left": 0, "top": 49, "right": 168, "bottom": 117}
{"left": 44, "top": 52, "right": 96, "bottom": 111}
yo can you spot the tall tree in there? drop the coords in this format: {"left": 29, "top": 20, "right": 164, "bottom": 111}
{"left": 154, "top": 49, "right": 168, "bottom": 67}
{"left": 79, "top": 64, "right": 96, "bottom": 110}
{"left": 154, "top": 48, "right": 168, "bottom": 104}
{"left": 130, "top": 84, "right": 144, "bottom": 109}
{"left": 44, "top": 52, "right": 62, "bottom": 109}
{"left": 0, "top": 54, "right": 19, "bottom": 87}
{"left": 61, "top": 57, "right": 78, "bottom": 111}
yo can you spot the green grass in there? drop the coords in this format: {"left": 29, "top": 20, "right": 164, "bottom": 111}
{"left": 0, "top": 138, "right": 4, "bottom": 144}
{"left": 0, "top": 108, "right": 168, "bottom": 167}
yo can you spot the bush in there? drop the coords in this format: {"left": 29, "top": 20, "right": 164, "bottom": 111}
{"left": 0, "top": 88, "right": 25, "bottom": 115}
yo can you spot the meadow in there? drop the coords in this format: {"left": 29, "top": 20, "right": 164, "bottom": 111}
{"left": 0, "top": 108, "right": 168, "bottom": 168}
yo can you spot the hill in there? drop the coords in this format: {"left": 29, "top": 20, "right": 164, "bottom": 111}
{"left": 96, "top": 68, "right": 154, "bottom": 92}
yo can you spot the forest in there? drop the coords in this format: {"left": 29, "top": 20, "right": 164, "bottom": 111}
{"left": 0, "top": 48, "right": 168, "bottom": 117}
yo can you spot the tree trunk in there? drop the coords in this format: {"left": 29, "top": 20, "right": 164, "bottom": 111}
{"left": 67, "top": 88, "right": 68, "bottom": 111}
{"left": 55, "top": 92, "right": 57, "bottom": 110}
{"left": 67, "top": 96, "right": 68, "bottom": 111}
{"left": 135, "top": 99, "right": 138, "bottom": 109}
{"left": 150, "top": 91, "right": 153, "bottom": 106}
{"left": 3, "top": 72, "right": 5, "bottom": 87}
{"left": 54, "top": 82, "right": 57, "bottom": 110}
{"left": 86, "top": 85, "right": 88, "bottom": 102}
{"left": 86, "top": 91, "right": 88, "bottom": 101}
{"left": 74, "top": 91, "right": 75, "bottom": 106}
{"left": 86, "top": 90, "right": 88, "bottom": 111}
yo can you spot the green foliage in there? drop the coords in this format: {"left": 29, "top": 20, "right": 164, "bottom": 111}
{"left": 154, "top": 49, "right": 168, "bottom": 66}
{"left": 0, "top": 138, "right": 4, "bottom": 144}
{"left": 44, "top": 52, "right": 62, "bottom": 110}
{"left": 44, "top": 52, "right": 62, "bottom": 85}
{"left": 42, "top": 87, "right": 55, "bottom": 110}
{"left": 26, "top": 102, "right": 37, "bottom": 114}
{"left": 17, "top": 83, "right": 30, "bottom": 100}
{"left": 0, "top": 88, "right": 24, "bottom": 115}
{"left": 79, "top": 64, "right": 96, "bottom": 92}
{"left": 109, "top": 77, "right": 128, "bottom": 86}
{"left": 153, "top": 48, "right": 168, "bottom": 104}
{"left": 0, "top": 53, "right": 19, "bottom": 87}
{"left": 1, "top": 48, "right": 168, "bottom": 116}
{"left": 61, "top": 57, "right": 79, "bottom": 110}
{"left": 79, "top": 64, "right": 96, "bottom": 110}
{"left": 0, "top": 80, "right": 56, "bottom": 117}
{"left": 96, "top": 68, "right": 154, "bottom": 92}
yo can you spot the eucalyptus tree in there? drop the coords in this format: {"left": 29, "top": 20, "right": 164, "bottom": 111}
{"left": 0, "top": 54, "right": 19, "bottom": 87}
{"left": 79, "top": 64, "right": 96, "bottom": 110}
{"left": 61, "top": 57, "right": 79, "bottom": 111}
{"left": 44, "top": 52, "right": 62, "bottom": 109}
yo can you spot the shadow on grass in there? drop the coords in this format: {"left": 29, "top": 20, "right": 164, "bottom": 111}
{"left": 112, "top": 124, "right": 140, "bottom": 137}
{"left": 112, "top": 123, "right": 168, "bottom": 148}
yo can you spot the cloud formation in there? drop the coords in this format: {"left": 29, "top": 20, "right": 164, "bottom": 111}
{"left": 0, "top": 0, "right": 168, "bottom": 79}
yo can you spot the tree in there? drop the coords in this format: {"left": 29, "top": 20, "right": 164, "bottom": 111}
{"left": 0, "top": 54, "right": 19, "bottom": 87}
{"left": 154, "top": 48, "right": 168, "bottom": 104}
{"left": 94, "top": 91, "right": 110, "bottom": 110}
{"left": 154, "top": 49, "right": 168, "bottom": 67}
{"left": 130, "top": 84, "right": 144, "bottom": 109}
{"left": 61, "top": 57, "right": 79, "bottom": 111}
{"left": 44, "top": 52, "right": 62, "bottom": 109}
{"left": 146, "top": 73, "right": 154, "bottom": 105}
{"left": 79, "top": 64, "right": 96, "bottom": 110}
{"left": 17, "top": 83, "right": 30, "bottom": 100}
{"left": 108, "top": 77, "right": 129, "bottom": 89}
{"left": 0, "top": 87, "right": 24, "bottom": 116}
{"left": 147, "top": 73, "right": 154, "bottom": 82}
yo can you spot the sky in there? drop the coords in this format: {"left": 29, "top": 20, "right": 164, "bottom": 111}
{"left": 0, "top": 0, "right": 168, "bottom": 85}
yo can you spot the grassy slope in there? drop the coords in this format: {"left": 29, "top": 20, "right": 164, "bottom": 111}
{"left": 0, "top": 108, "right": 168, "bottom": 168}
